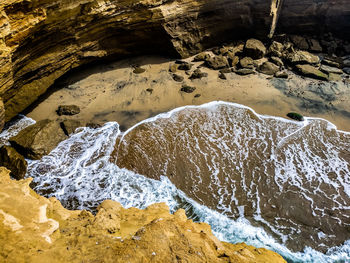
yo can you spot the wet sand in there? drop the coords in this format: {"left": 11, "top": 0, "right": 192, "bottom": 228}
{"left": 26, "top": 55, "right": 350, "bottom": 131}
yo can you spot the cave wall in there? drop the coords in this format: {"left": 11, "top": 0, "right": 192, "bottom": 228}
{"left": 0, "top": 0, "right": 349, "bottom": 123}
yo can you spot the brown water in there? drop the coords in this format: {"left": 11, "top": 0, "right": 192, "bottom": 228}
{"left": 115, "top": 102, "right": 350, "bottom": 252}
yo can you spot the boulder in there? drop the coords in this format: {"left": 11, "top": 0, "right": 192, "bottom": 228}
{"left": 0, "top": 146, "right": 27, "bottom": 180}
{"left": 290, "top": 35, "right": 309, "bottom": 50}
{"left": 235, "top": 68, "right": 254, "bottom": 75}
{"left": 189, "top": 69, "right": 208, "bottom": 80}
{"left": 180, "top": 85, "right": 196, "bottom": 93}
{"left": 320, "top": 65, "right": 343, "bottom": 74}
{"left": 206, "top": 55, "right": 229, "bottom": 69}
{"left": 0, "top": 99, "right": 4, "bottom": 132}
{"left": 240, "top": 57, "right": 254, "bottom": 69}
{"left": 133, "top": 67, "right": 146, "bottom": 74}
{"left": 244, "top": 39, "right": 266, "bottom": 59}
{"left": 9, "top": 119, "right": 67, "bottom": 160}
{"left": 295, "top": 64, "right": 328, "bottom": 80}
{"left": 258, "top": 62, "right": 280, "bottom": 75}
{"left": 288, "top": 51, "right": 320, "bottom": 65}
{"left": 268, "top": 41, "right": 284, "bottom": 57}
{"left": 57, "top": 105, "right": 80, "bottom": 116}
{"left": 172, "top": 74, "right": 184, "bottom": 82}
{"left": 193, "top": 52, "right": 211, "bottom": 62}
{"left": 60, "top": 120, "right": 82, "bottom": 136}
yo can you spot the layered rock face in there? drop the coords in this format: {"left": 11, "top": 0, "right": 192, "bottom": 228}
{"left": 0, "top": 167, "right": 286, "bottom": 262}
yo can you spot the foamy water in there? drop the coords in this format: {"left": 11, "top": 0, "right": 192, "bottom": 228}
{"left": 1, "top": 102, "right": 349, "bottom": 262}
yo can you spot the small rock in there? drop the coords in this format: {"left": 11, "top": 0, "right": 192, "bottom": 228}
{"left": 189, "top": 69, "right": 208, "bottom": 80}
{"left": 288, "top": 50, "right": 320, "bottom": 65}
{"left": 290, "top": 35, "right": 309, "bottom": 50}
{"left": 172, "top": 74, "right": 184, "bottom": 82}
{"left": 194, "top": 94, "right": 201, "bottom": 98}
{"left": 275, "top": 71, "right": 289, "bottom": 79}
{"left": 177, "top": 62, "right": 194, "bottom": 71}
{"left": 206, "top": 55, "right": 229, "bottom": 69}
{"left": 133, "top": 67, "right": 146, "bottom": 74}
{"left": 295, "top": 64, "right": 328, "bottom": 80}
{"left": 169, "top": 63, "right": 179, "bottom": 73}
{"left": 219, "top": 68, "right": 233, "bottom": 74}
{"left": 218, "top": 72, "right": 227, "bottom": 80}
{"left": 60, "top": 120, "right": 81, "bottom": 136}
{"left": 235, "top": 68, "right": 254, "bottom": 75}
{"left": 57, "top": 105, "right": 80, "bottom": 116}
{"left": 244, "top": 39, "right": 266, "bottom": 59}
{"left": 287, "top": 112, "right": 304, "bottom": 121}
{"left": 258, "top": 62, "right": 279, "bottom": 75}
{"left": 320, "top": 65, "right": 343, "bottom": 74}
{"left": 240, "top": 57, "right": 254, "bottom": 69}
{"left": 0, "top": 145, "right": 27, "bottom": 180}
{"left": 180, "top": 85, "right": 196, "bottom": 93}
{"left": 193, "top": 52, "right": 211, "bottom": 62}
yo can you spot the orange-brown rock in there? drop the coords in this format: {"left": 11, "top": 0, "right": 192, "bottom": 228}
{"left": 0, "top": 167, "right": 287, "bottom": 262}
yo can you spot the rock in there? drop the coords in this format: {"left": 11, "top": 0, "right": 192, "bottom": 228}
{"left": 189, "top": 69, "right": 208, "bottom": 80}
{"left": 0, "top": 146, "right": 27, "bottom": 180}
{"left": 194, "top": 94, "right": 201, "bottom": 98}
{"left": 295, "top": 64, "right": 328, "bottom": 81}
{"left": 235, "top": 68, "right": 255, "bottom": 75}
{"left": 343, "top": 68, "right": 350, "bottom": 75}
{"left": 343, "top": 59, "right": 350, "bottom": 68}
{"left": 169, "top": 64, "right": 179, "bottom": 73}
{"left": 288, "top": 50, "right": 320, "bottom": 64}
{"left": 287, "top": 112, "right": 304, "bottom": 121}
{"left": 269, "top": 41, "right": 284, "bottom": 57}
{"left": 219, "top": 68, "right": 233, "bottom": 74}
{"left": 227, "top": 53, "right": 240, "bottom": 67}
{"left": 133, "top": 67, "right": 146, "bottom": 74}
{"left": 275, "top": 71, "right": 289, "bottom": 79}
{"left": 240, "top": 57, "right": 254, "bottom": 69}
{"left": 193, "top": 52, "right": 211, "bottom": 62}
{"left": 206, "top": 55, "right": 229, "bottom": 69}
{"left": 180, "top": 85, "right": 196, "bottom": 93}
{"left": 320, "top": 65, "right": 343, "bottom": 75}
{"left": 218, "top": 72, "right": 227, "bottom": 80}
{"left": 0, "top": 99, "right": 4, "bottom": 132}
{"left": 9, "top": 120, "right": 67, "bottom": 160}
{"left": 270, "top": 56, "right": 284, "bottom": 67}
{"left": 0, "top": 167, "right": 287, "bottom": 263}
{"left": 172, "top": 74, "right": 184, "bottom": 82}
{"left": 258, "top": 62, "right": 280, "bottom": 75}
{"left": 60, "top": 120, "right": 82, "bottom": 136}
{"left": 290, "top": 35, "right": 309, "bottom": 50}
{"left": 328, "top": 73, "right": 342, "bottom": 81}
{"left": 177, "top": 61, "right": 194, "bottom": 71}
{"left": 308, "top": 39, "right": 322, "bottom": 52}
{"left": 57, "top": 105, "right": 80, "bottom": 116}
{"left": 322, "top": 58, "right": 342, "bottom": 68}
{"left": 244, "top": 39, "right": 266, "bottom": 59}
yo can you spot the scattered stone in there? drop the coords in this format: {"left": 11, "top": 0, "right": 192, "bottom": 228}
{"left": 308, "top": 39, "right": 322, "bottom": 52}
{"left": 258, "top": 62, "right": 279, "bottom": 75}
{"left": 60, "top": 120, "right": 82, "bottom": 136}
{"left": 328, "top": 73, "right": 342, "bottom": 81}
{"left": 269, "top": 41, "right": 284, "bottom": 57}
{"left": 288, "top": 50, "right": 320, "bottom": 64}
{"left": 172, "top": 74, "right": 184, "bottom": 82}
{"left": 0, "top": 145, "right": 27, "bottom": 180}
{"left": 169, "top": 63, "right": 179, "bottom": 73}
{"left": 177, "top": 62, "right": 194, "bottom": 71}
{"left": 275, "top": 71, "right": 289, "bottom": 79}
{"left": 270, "top": 56, "right": 284, "bottom": 67}
{"left": 133, "top": 67, "right": 146, "bottom": 74}
{"left": 193, "top": 52, "right": 211, "bottom": 62}
{"left": 244, "top": 39, "right": 266, "bottom": 59}
{"left": 9, "top": 119, "right": 67, "bottom": 160}
{"left": 206, "top": 55, "right": 229, "bottom": 69}
{"left": 240, "top": 57, "right": 254, "bottom": 69}
{"left": 295, "top": 64, "right": 328, "bottom": 80}
{"left": 235, "top": 68, "right": 254, "bottom": 75}
{"left": 290, "top": 35, "right": 309, "bottom": 50}
{"left": 343, "top": 68, "right": 350, "bottom": 74}
{"left": 189, "top": 69, "right": 208, "bottom": 80}
{"left": 57, "top": 105, "right": 80, "bottom": 116}
{"left": 320, "top": 65, "right": 343, "bottom": 74}
{"left": 194, "top": 94, "right": 201, "bottom": 98}
{"left": 180, "top": 85, "right": 196, "bottom": 93}
{"left": 287, "top": 112, "right": 304, "bottom": 121}
{"left": 218, "top": 72, "right": 227, "bottom": 80}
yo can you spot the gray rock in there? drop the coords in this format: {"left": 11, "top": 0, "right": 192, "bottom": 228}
{"left": 0, "top": 145, "right": 27, "bottom": 180}
{"left": 244, "top": 39, "right": 266, "bottom": 59}
{"left": 295, "top": 64, "right": 328, "bottom": 80}
{"left": 240, "top": 57, "right": 254, "bottom": 69}
{"left": 258, "top": 62, "right": 279, "bottom": 75}
{"left": 206, "top": 55, "right": 229, "bottom": 69}
{"left": 288, "top": 50, "right": 320, "bottom": 64}
{"left": 9, "top": 119, "right": 67, "bottom": 160}
{"left": 320, "top": 65, "right": 343, "bottom": 74}
{"left": 57, "top": 105, "right": 80, "bottom": 116}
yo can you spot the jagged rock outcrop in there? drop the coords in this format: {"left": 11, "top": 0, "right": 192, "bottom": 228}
{"left": 0, "top": 0, "right": 349, "bottom": 123}
{"left": 0, "top": 167, "right": 287, "bottom": 262}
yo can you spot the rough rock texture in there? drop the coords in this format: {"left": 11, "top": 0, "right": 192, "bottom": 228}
{"left": 0, "top": 145, "right": 27, "bottom": 179}
{"left": 9, "top": 119, "right": 67, "bottom": 159}
{"left": 0, "top": 167, "right": 287, "bottom": 263}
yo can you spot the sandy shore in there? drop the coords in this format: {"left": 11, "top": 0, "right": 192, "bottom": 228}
{"left": 26, "top": 55, "right": 350, "bottom": 131}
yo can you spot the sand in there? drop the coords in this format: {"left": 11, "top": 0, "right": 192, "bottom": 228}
{"left": 26, "top": 55, "right": 350, "bottom": 131}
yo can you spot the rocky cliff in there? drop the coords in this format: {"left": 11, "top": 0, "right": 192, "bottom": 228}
{"left": 0, "top": 167, "right": 286, "bottom": 262}
{"left": 0, "top": 0, "right": 349, "bottom": 123}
